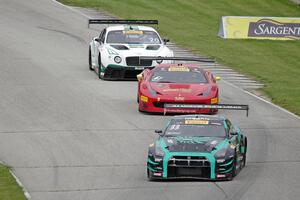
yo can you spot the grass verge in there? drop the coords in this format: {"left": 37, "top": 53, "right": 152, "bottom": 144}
{"left": 0, "top": 164, "right": 27, "bottom": 200}
{"left": 59, "top": 0, "right": 300, "bottom": 115}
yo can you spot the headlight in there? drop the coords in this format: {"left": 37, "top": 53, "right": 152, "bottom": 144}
{"left": 215, "top": 148, "right": 226, "bottom": 159}
{"left": 155, "top": 143, "right": 165, "bottom": 157}
{"left": 114, "top": 56, "right": 122, "bottom": 63}
{"left": 211, "top": 97, "right": 218, "bottom": 104}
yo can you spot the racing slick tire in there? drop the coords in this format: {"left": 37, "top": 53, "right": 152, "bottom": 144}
{"left": 89, "top": 46, "right": 93, "bottom": 71}
{"left": 98, "top": 53, "right": 104, "bottom": 79}
{"left": 241, "top": 136, "right": 247, "bottom": 168}
{"left": 147, "top": 169, "right": 154, "bottom": 181}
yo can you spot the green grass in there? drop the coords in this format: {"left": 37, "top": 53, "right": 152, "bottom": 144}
{"left": 60, "top": 0, "right": 300, "bottom": 115}
{"left": 0, "top": 165, "right": 27, "bottom": 200}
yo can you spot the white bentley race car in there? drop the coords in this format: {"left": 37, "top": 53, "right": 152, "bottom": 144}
{"left": 88, "top": 19, "right": 174, "bottom": 80}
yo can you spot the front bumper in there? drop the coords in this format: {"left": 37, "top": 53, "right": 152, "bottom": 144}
{"left": 103, "top": 64, "right": 150, "bottom": 80}
{"left": 139, "top": 95, "right": 218, "bottom": 114}
{"left": 147, "top": 154, "right": 234, "bottom": 180}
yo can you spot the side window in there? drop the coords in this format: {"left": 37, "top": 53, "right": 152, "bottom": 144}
{"left": 98, "top": 29, "right": 106, "bottom": 43}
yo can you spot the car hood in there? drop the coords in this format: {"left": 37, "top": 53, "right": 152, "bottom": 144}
{"left": 150, "top": 82, "right": 211, "bottom": 97}
{"left": 164, "top": 136, "right": 225, "bottom": 153}
{"left": 107, "top": 44, "right": 172, "bottom": 57}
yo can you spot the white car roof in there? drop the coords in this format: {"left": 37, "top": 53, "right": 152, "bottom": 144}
{"left": 106, "top": 25, "right": 158, "bottom": 32}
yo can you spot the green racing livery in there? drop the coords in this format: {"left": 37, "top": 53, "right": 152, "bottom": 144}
{"left": 147, "top": 115, "right": 247, "bottom": 180}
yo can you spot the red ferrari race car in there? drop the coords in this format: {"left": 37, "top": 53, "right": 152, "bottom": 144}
{"left": 137, "top": 57, "right": 221, "bottom": 114}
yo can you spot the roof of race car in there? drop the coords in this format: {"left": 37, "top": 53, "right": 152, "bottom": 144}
{"left": 106, "top": 25, "right": 157, "bottom": 32}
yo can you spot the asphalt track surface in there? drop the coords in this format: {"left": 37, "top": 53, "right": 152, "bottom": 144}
{"left": 0, "top": 0, "right": 299, "bottom": 200}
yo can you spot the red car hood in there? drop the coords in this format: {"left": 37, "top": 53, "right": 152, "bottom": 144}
{"left": 150, "top": 82, "right": 210, "bottom": 97}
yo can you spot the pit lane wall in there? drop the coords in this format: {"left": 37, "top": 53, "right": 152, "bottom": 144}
{"left": 218, "top": 16, "right": 300, "bottom": 40}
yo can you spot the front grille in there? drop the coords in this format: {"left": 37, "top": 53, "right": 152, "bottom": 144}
{"left": 105, "top": 67, "right": 142, "bottom": 79}
{"left": 168, "top": 156, "right": 210, "bottom": 167}
{"left": 124, "top": 69, "right": 142, "bottom": 79}
{"left": 126, "top": 56, "right": 152, "bottom": 66}
{"left": 168, "top": 166, "right": 211, "bottom": 178}
{"left": 167, "top": 156, "right": 210, "bottom": 178}
{"left": 153, "top": 102, "right": 164, "bottom": 108}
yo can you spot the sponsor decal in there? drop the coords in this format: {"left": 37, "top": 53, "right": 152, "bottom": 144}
{"left": 165, "top": 108, "right": 197, "bottom": 113}
{"left": 174, "top": 136, "right": 207, "bottom": 144}
{"left": 167, "top": 139, "right": 174, "bottom": 144}
{"left": 123, "top": 30, "right": 143, "bottom": 34}
{"left": 211, "top": 140, "right": 218, "bottom": 145}
{"left": 218, "top": 16, "right": 300, "bottom": 40}
{"left": 248, "top": 19, "right": 300, "bottom": 39}
{"left": 185, "top": 120, "right": 209, "bottom": 125}
{"left": 174, "top": 96, "right": 185, "bottom": 101}
{"left": 168, "top": 66, "right": 190, "bottom": 72}
{"left": 162, "top": 88, "right": 192, "bottom": 93}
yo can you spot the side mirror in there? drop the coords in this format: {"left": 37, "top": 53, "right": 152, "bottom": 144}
{"left": 230, "top": 131, "right": 238, "bottom": 136}
{"left": 137, "top": 73, "right": 143, "bottom": 81}
{"left": 163, "top": 38, "right": 170, "bottom": 44}
{"left": 155, "top": 129, "right": 164, "bottom": 136}
{"left": 215, "top": 76, "right": 221, "bottom": 81}
{"left": 95, "top": 38, "right": 103, "bottom": 43}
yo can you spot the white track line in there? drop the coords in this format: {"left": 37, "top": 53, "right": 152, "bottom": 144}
{"left": 10, "top": 170, "right": 31, "bottom": 199}
{"left": 223, "top": 80, "right": 300, "bottom": 120}
{"left": 52, "top": 0, "right": 300, "bottom": 120}
{"left": 51, "top": 0, "right": 90, "bottom": 19}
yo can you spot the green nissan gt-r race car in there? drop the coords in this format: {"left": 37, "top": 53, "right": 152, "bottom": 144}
{"left": 147, "top": 115, "right": 247, "bottom": 181}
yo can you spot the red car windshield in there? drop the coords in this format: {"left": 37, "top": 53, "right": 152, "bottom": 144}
{"left": 150, "top": 70, "right": 208, "bottom": 84}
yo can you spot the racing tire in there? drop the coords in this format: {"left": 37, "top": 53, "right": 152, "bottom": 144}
{"left": 98, "top": 53, "right": 104, "bottom": 79}
{"left": 89, "top": 46, "right": 93, "bottom": 71}
{"left": 241, "top": 137, "right": 247, "bottom": 168}
{"left": 242, "top": 153, "right": 247, "bottom": 168}
{"left": 147, "top": 169, "right": 154, "bottom": 181}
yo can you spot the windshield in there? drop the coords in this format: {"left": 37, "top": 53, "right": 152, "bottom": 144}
{"left": 165, "top": 119, "right": 226, "bottom": 137}
{"left": 106, "top": 30, "right": 161, "bottom": 44}
{"left": 151, "top": 68, "right": 208, "bottom": 83}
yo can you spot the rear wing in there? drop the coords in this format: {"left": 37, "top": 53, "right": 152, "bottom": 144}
{"left": 88, "top": 19, "right": 158, "bottom": 28}
{"left": 139, "top": 56, "right": 216, "bottom": 63}
{"left": 164, "top": 104, "right": 249, "bottom": 116}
